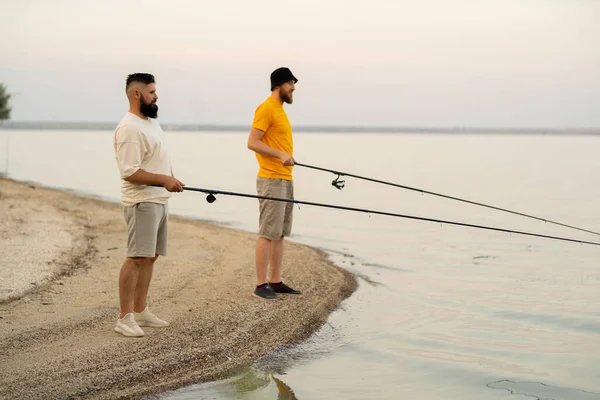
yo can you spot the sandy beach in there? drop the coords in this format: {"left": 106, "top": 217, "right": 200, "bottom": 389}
{"left": 0, "top": 177, "right": 357, "bottom": 400}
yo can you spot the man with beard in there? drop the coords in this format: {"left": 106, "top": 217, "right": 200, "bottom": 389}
{"left": 247, "top": 67, "right": 302, "bottom": 299}
{"left": 112, "top": 73, "right": 184, "bottom": 337}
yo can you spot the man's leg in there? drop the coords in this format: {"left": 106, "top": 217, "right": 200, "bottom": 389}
{"left": 256, "top": 177, "right": 277, "bottom": 286}
{"left": 268, "top": 235, "right": 300, "bottom": 294}
{"left": 254, "top": 237, "right": 278, "bottom": 298}
{"left": 256, "top": 237, "right": 272, "bottom": 285}
{"left": 131, "top": 253, "right": 169, "bottom": 327}
{"left": 268, "top": 180, "right": 300, "bottom": 294}
{"left": 119, "top": 256, "right": 155, "bottom": 319}
{"left": 254, "top": 177, "right": 285, "bottom": 298}
{"left": 133, "top": 255, "right": 157, "bottom": 313}
{"left": 116, "top": 203, "right": 168, "bottom": 336}
{"left": 268, "top": 236, "right": 284, "bottom": 283}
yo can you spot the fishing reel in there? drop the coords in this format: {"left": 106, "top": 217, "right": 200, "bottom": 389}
{"left": 331, "top": 174, "right": 345, "bottom": 190}
{"left": 206, "top": 193, "right": 217, "bottom": 203}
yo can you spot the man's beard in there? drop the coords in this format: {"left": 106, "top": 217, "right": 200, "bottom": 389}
{"left": 281, "top": 89, "right": 294, "bottom": 104}
{"left": 140, "top": 97, "right": 158, "bottom": 118}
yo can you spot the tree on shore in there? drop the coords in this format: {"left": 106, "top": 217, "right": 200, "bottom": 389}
{"left": 0, "top": 83, "right": 11, "bottom": 120}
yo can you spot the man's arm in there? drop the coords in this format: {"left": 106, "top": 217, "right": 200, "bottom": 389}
{"left": 115, "top": 133, "right": 184, "bottom": 192}
{"left": 247, "top": 127, "right": 295, "bottom": 166}
{"left": 124, "top": 169, "right": 184, "bottom": 192}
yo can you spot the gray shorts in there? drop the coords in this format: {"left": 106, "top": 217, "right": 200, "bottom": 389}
{"left": 123, "top": 202, "right": 168, "bottom": 257}
{"left": 257, "top": 177, "right": 294, "bottom": 240}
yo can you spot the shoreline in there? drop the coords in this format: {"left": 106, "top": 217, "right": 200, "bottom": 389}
{"left": 2, "top": 122, "right": 600, "bottom": 135}
{"left": 0, "top": 177, "right": 357, "bottom": 399}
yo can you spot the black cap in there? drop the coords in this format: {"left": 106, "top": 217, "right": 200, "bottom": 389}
{"left": 270, "top": 67, "right": 298, "bottom": 91}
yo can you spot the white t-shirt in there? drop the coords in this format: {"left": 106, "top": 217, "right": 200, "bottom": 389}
{"left": 113, "top": 112, "right": 173, "bottom": 206}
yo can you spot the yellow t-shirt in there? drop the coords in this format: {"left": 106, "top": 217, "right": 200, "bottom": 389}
{"left": 251, "top": 96, "right": 293, "bottom": 180}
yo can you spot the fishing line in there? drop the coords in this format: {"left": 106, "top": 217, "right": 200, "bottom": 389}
{"left": 169, "top": 185, "right": 600, "bottom": 247}
{"left": 486, "top": 379, "right": 600, "bottom": 399}
{"left": 294, "top": 162, "right": 600, "bottom": 237}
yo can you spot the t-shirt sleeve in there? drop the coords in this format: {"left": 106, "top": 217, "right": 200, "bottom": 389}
{"left": 114, "top": 126, "right": 144, "bottom": 179}
{"left": 251, "top": 103, "right": 272, "bottom": 132}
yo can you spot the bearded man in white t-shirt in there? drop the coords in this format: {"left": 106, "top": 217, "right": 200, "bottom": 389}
{"left": 112, "top": 73, "right": 185, "bottom": 337}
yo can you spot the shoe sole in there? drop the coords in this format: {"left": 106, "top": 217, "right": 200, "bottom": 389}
{"left": 114, "top": 326, "right": 144, "bottom": 337}
{"left": 253, "top": 293, "right": 278, "bottom": 299}
{"left": 273, "top": 292, "right": 302, "bottom": 295}
{"left": 136, "top": 321, "right": 170, "bottom": 328}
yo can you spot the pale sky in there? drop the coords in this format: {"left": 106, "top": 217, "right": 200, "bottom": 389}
{"left": 1, "top": 0, "right": 599, "bottom": 128}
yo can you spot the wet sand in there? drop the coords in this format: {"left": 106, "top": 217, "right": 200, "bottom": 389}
{"left": 0, "top": 177, "right": 357, "bottom": 400}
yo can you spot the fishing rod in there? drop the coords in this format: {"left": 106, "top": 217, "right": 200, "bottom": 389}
{"left": 170, "top": 185, "right": 600, "bottom": 247}
{"left": 294, "top": 162, "right": 600, "bottom": 237}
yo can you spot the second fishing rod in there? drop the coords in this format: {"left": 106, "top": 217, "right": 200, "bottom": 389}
{"left": 167, "top": 185, "right": 600, "bottom": 247}
{"left": 294, "top": 162, "right": 600, "bottom": 237}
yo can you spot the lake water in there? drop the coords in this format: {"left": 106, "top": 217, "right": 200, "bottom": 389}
{"left": 2, "top": 129, "right": 600, "bottom": 400}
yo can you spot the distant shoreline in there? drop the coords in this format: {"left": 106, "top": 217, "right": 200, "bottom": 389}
{"left": 1, "top": 121, "right": 599, "bottom": 135}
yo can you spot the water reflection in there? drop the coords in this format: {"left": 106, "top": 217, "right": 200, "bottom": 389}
{"left": 273, "top": 376, "right": 298, "bottom": 400}
{"left": 229, "top": 368, "right": 270, "bottom": 392}
{"left": 158, "top": 367, "right": 300, "bottom": 400}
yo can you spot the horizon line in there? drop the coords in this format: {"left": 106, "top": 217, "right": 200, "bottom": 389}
{"left": 1, "top": 120, "right": 599, "bottom": 134}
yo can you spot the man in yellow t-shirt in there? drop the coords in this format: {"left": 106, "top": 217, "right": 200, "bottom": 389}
{"left": 247, "top": 67, "right": 302, "bottom": 299}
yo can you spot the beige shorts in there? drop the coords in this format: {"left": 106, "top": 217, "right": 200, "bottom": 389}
{"left": 256, "top": 177, "right": 294, "bottom": 240}
{"left": 123, "top": 202, "right": 168, "bottom": 257}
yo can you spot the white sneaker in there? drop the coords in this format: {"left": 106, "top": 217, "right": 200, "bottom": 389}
{"left": 134, "top": 306, "right": 170, "bottom": 327}
{"left": 114, "top": 313, "right": 144, "bottom": 337}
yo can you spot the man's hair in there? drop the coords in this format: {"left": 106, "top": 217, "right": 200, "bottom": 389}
{"left": 125, "top": 73, "right": 155, "bottom": 91}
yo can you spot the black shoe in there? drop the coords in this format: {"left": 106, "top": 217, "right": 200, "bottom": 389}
{"left": 254, "top": 284, "right": 278, "bottom": 299}
{"left": 270, "top": 282, "right": 301, "bottom": 295}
